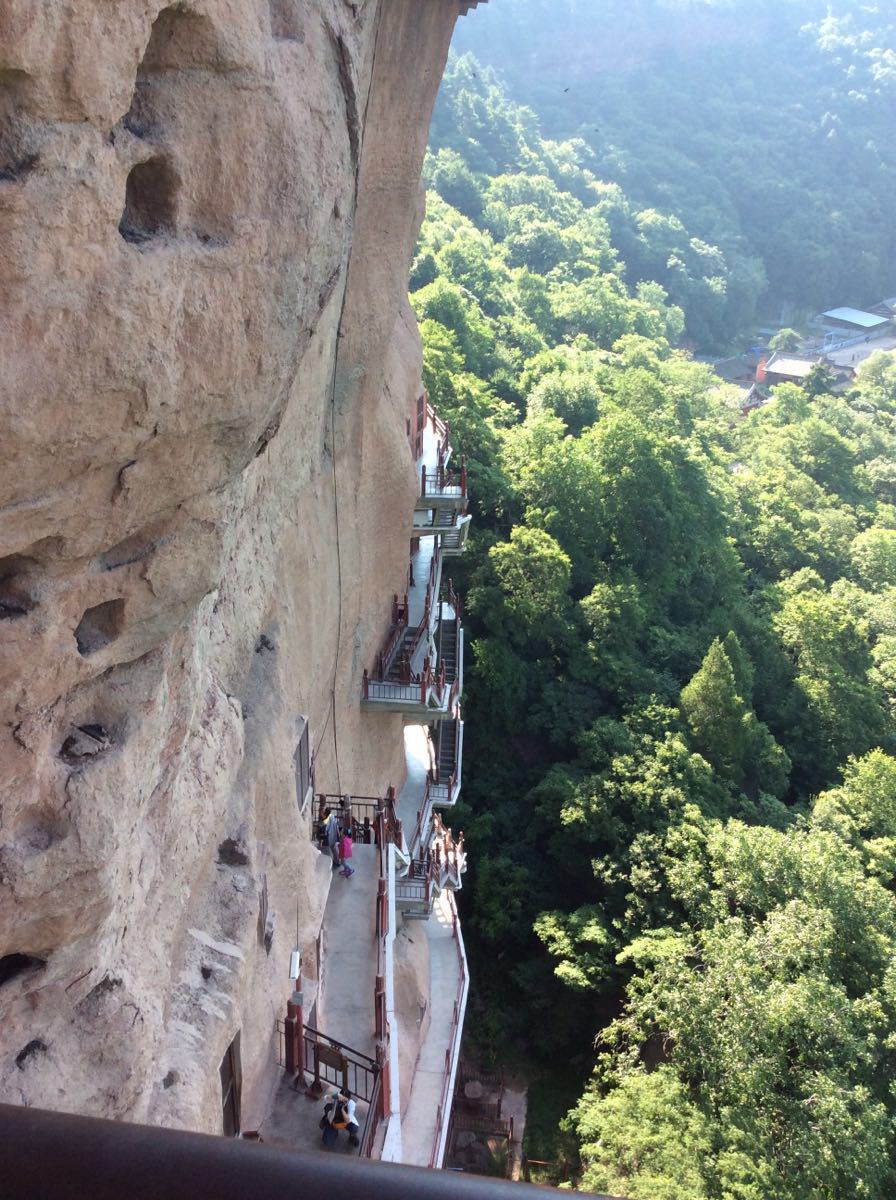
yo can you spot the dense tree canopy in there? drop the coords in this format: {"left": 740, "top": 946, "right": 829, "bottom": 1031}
{"left": 450, "top": 0, "right": 896, "bottom": 334}
{"left": 416, "top": 11, "right": 896, "bottom": 1194}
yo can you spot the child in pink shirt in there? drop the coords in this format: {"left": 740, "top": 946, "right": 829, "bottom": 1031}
{"left": 339, "top": 829, "right": 354, "bottom": 877}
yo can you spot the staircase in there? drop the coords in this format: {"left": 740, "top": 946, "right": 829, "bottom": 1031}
{"left": 438, "top": 719, "right": 458, "bottom": 781}
{"left": 386, "top": 627, "right": 417, "bottom": 682}
{"left": 438, "top": 510, "right": 471, "bottom": 554}
{"left": 438, "top": 615, "right": 459, "bottom": 687}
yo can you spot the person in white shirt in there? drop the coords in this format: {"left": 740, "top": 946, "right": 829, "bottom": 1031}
{"left": 322, "top": 1089, "right": 360, "bottom": 1148}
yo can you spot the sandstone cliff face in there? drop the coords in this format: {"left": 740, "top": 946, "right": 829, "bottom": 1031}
{"left": 0, "top": 0, "right": 464, "bottom": 1129}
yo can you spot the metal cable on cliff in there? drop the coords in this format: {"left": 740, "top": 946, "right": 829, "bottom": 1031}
{"left": 319, "top": 0, "right": 385, "bottom": 795}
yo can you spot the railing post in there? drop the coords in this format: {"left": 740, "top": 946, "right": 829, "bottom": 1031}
{"left": 421, "top": 464, "right": 426, "bottom": 495}
{"left": 374, "top": 975, "right": 385, "bottom": 1040}
{"left": 377, "top": 1043, "right": 389, "bottom": 1124}
{"left": 285, "top": 986, "right": 305, "bottom": 1081}
{"left": 376, "top": 878, "right": 387, "bottom": 938}
{"left": 386, "top": 786, "right": 397, "bottom": 839}
{"left": 362, "top": 669, "right": 369, "bottom": 700}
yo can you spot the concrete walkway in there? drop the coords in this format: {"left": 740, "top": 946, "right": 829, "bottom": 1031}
{"left": 408, "top": 535, "right": 439, "bottom": 629}
{"left": 256, "top": 843, "right": 381, "bottom": 1156}
{"left": 262, "top": 1072, "right": 368, "bottom": 1158}
{"left": 399, "top": 889, "right": 467, "bottom": 1167}
{"left": 393, "top": 725, "right": 470, "bottom": 1166}
{"left": 396, "top": 724, "right": 431, "bottom": 854}
{"left": 318, "top": 842, "right": 379, "bottom": 1058}
{"left": 267, "top": 726, "right": 466, "bottom": 1166}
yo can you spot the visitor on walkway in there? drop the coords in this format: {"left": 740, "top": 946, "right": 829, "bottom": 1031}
{"left": 341, "top": 1090, "right": 360, "bottom": 1146}
{"left": 323, "top": 807, "right": 341, "bottom": 870}
{"left": 320, "top": 1090, "right": 359, "bottom": 1148}
{"left": 340, "top": 827, "right": 354, "bottom": 877}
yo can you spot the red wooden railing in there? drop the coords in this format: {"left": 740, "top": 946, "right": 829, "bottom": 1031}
{"left": 410, "top": 391, "right": 450, "bottom": 463}
{"left": 420, "top": 459, "right": 467, "bottom": 501}
{"left": 426, "top": 391, "right": 449, "bottom": 442}
{"left": 373, "top": 594, "right": 409, "bottom": 678}
{"left": 445, "top": 578, "right": 462, "bottom": 619}
{"left": 366, "top": 543, "right": 444, "bottom": 700}
{"left": 409, "top": 775, "right": 434, "bottom": 858}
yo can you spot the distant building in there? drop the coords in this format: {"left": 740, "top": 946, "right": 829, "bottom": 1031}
{"left": 740, "top": 383, "right": 769, "bottom": 415}
{"left": 869, "top": 297, "right": 896, "bottom": 319}
{"left": 759, "top": 353, "right": 819, "bottom": 386}
{"left": 820, "top": 307, "right": 892, "bottom": 337}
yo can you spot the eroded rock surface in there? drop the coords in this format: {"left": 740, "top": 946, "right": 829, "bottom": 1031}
{"left": 0, "top": 0, "right": 465, "bottom": 1128}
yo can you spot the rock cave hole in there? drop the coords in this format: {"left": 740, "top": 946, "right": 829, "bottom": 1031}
{"left": 74, "top": 599, "right": 126, "bottom": 657}
{"left": 0, "top": 554, "right": 37, "bottom": 620}
{"left": 269, "top": 1, "right": 305, "bottom": 41}
{"left": 122, "top": 6, "right": 223, "bottom": 140}
{"left": 217, "top": 836, "right": 250, "bottom": 867}
{"left": 141, "top": 6, "right": 221, "bottom": 73}
{"left": 0, "top": 69, "right": 38, "bottom": 183}
{"left": 0, "top": 953, "right": 46, "bottom": 988}
{"left": 119, "top": 158, "right": 178, "bottom": 244}
{"left": 15, "top": 1038, "right": 48, "bottom": 1069}
{"left": 59, "top": 723, "right": 113, "bottom": 765}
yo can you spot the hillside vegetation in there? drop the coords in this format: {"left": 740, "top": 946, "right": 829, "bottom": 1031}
{"left": 448, "top": 0, "right": 896, "bottom": 347}
{"left": 415, "top": 29, "right": 896, "bottom": 1198}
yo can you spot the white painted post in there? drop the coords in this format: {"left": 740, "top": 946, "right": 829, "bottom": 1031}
{"left": 380, "top": 842, "right": 403, "bottom": 1163}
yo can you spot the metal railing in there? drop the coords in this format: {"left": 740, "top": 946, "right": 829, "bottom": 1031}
{"left": 374, "top": 594, "right": 410, "bottom": 678}
{"left": 3, "top": 1104, "right": 626, "bottom": 1199}
{"left": 408, "top": 777, "right": 435, "bottom": 858}
{"left": 437, "top": 578, "right": 460, "bottom": 622}
{"left": 313, "top": 793, "right": 403, "bottom": 850}
{"left": 430, "top": 716, "right": 462, "bottom": 803}
{"left": 420, "top": 461, "right": 466, "bottom": 501}
{"left": 395, "top": 873, "right": 431, "bottom": 906}
{"left": 365, "top": 548, "right": 461, "bottom": 710}
{"left": 428, "top": 394, "right": 449, "bottom": 442}
{"left": 299, "top": 1026, "right": 379, "bottom": 1103}
{"left": 362, "top": 660, "right": 450, "bottom": 711}
{"left": 362, "top": 673, "right": 428, "bottom": 705}
{"left": 273, "top": 1022, "right": 381, "bottom": 1156}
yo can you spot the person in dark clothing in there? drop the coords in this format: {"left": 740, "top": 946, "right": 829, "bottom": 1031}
{"left": 323, "top": 806, "right": 341, "bottom": 870}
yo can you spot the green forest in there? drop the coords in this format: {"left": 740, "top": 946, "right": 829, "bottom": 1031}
{"left": 448, "top": 0, "right": 896, "bottom": 349}
{"left": 416, "top": 4, "right": 896, "bottom": 1196}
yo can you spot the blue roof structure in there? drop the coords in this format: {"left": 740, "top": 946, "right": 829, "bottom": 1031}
{"left": 822, "top": 307, "right": 890, "bottom": 329}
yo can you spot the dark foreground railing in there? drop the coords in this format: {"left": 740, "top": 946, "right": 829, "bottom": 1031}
{"left": 0, "top": 1104, "right": 619, "bottom": 1199}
